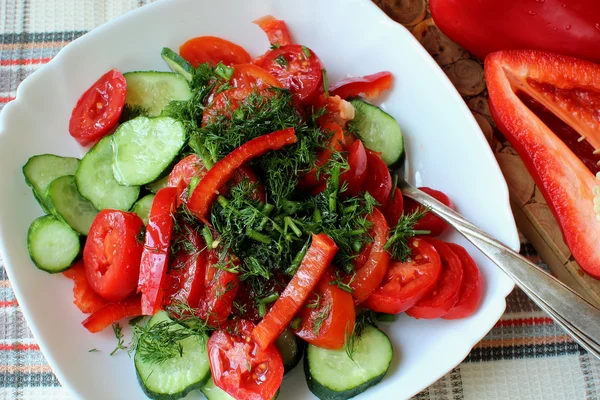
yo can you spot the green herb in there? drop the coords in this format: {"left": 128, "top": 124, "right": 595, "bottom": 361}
{"left": 376, "top": 313, "right": 396, "bottom": 322}
{"left": 384, "top": 209, "right": 430, "bottom": 261}
{"left": 274, "top": 54, "right": 288, "bottom": 68}
{"left": 330, "top": 270, "right": 354, "bottom": 294}
{"left": 214, "top": 63, "right": 234, "bottom": 81}
{"left": 322, "top": 69, "right": 329, "bottom": 97}
{"left": 120, "top": 104, "right": 149, "bottom": 123}
{"left": 110, "top": 323, "right": 127, "bottom": 356}
{"left": 312, "top": 301, "right": 332, "bottom": 335}
{"left": 270, "top": 42, "right": 281, "bottom": 50}
{"left": 301, "top": 46, "right": 311, "bottom": 58}
{"left": 129, "top": 316, "right": 144, "bottom": 326}
{"left": 88, "top": 348, "right": 100, "bottom": 353}
{"left": 344, "top": 311, "right": 377, "bottom": 360}
{"left": 290, "top": 317, "right": 302, "bottom": 331}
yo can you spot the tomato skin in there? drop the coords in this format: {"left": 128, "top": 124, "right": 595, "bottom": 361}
{"left": 350, "top": 208, "right": 390, "bottom": 305}
{"left": 294, "top": 270, "right": 355, "bottom": 349}
{"left": 69, "top": 69, "right": 126, "bottom": 146}
{"left": 63, "top": 260, "right": 107, "bottom": 314}
{"left": 363, "top": 238, "right": 442, "bottom": 314}
{"left": 299, "top": 122, "right": 347, "bottom": 188}
{"left": 226, "top": 166, "right": 267, "bottom": 203}
{"left": 403, "top": 187, "right": 453, "bottom": 236}
{"left": 138, "top": 187, "right": 179, "bottom": 315}
{"left": 209, "top": 319, "right": 284, "bottom": 400}
{"left": 442, "top": 243, "right": 484, "bottom": 319}
{"left": 202, "top": 86, "right": 253, "bottom": 126}
{"left": 381, "top": 188, "right": 404, "bottom": 227}
{"left": 82, "top": 295, "right": 141, "bottom": 333}
{"left": 168, "top": 154, "right": 207, "bottom": 204}
{"left": 260, "top": 44, "right": 323, "bottom": 104}
{"left": 340, "top": 139, "right": 368, "bottom": 197}
{"left": 329, "top": 71, "right": 393, "bottom": 100}
{"left": 180, "top": 36, "right": 251, "bottom": 67}
{"left": 83, "top": 210, "right": 144, "bottom": 302}
{"left": 363, "top": 150, "right": 392, "bottom": 205}
{"left": 254, "top": 15, "right": 293, "bottom": 46}
{"left": 231, "top": 63, "right": 282, "bottom": 89}
{"left": 406, "top": 239, "right": 464, "bottom": 319}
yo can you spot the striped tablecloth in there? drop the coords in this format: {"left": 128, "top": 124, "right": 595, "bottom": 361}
{"left": 1, "top": 1, "right": 599, "bottom": 399}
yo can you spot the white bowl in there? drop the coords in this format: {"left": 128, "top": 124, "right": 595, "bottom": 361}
{"left": 0, "top": 0, "right": 519, "bottom": 398}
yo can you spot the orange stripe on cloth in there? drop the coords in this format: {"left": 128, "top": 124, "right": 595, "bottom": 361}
{"left": 0, "top": 300, "right": 18, "bottom": 307}
{"left": 0, "top": 97, "right": 16, "bottom": 103}
{"left": 0, "top": 344, "right": 40, "bottom": 351}
{"left": 0, "top": 57, "right": 52, "bottom": 66}
{"left": 495, "top": 317, "right": 555, "bottom": 328}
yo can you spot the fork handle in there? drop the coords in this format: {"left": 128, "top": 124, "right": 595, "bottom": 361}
{"left": 401, "top": 184, "right": 600, "bottom": 356}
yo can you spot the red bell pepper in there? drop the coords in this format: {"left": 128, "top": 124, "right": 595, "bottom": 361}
{"left": 63, "top": 261, "right": 107, "bottom": 314}
{"left": 251, "top": 233, "right": 338, "bottom": 350}
{"left": 254, "top": 15, "right": 293, "bottom": 47}
{"left": 486, "top": 50, "right": 600, "bottom": 278}
{"left": 188, "top": 128, "right": 297, "bottom": 222}
{"left": 329, "top": 72, "right": 393, "bottom": 100}
{"left": 82, "top": 295, "right": 142, "bottom": 333}
{"left": 430, "top": 0, "right": 600, "bottom": 64}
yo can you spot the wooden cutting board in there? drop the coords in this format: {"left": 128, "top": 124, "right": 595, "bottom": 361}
{"left": 373, "top": 0, "right": 600, "bottom": 306}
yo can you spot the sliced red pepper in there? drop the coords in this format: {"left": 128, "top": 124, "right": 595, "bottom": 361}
{"left": 188, "top": 128, "right": 297, "bottom": 222}
{"left": 340, "top": 139, "right": 368, "bottom": 197}
{"left": 137, "top": 187, "right": 179, "bottom": 315}
{"left": 82, "top": 295, "right": 142, "bottom": 333}
{"left": 253, "top": 15, "right": 293, "bottom": 47}
{"left": 485, "top": 50, "right": 600, "bottom": 278}
{"left": 63, "top": 261, "right": 107, "bottom": 314}
{"left": 329, "top": 71, "right": 393, "bottom": 100}
{"left": 251, "top": 233, "right": 338, "bottom": 350}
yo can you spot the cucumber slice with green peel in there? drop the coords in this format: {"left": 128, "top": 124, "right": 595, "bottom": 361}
{"left": 145, "top": 175, "right": 170, "bottom": 194}
{"left": 349, "top": 98, "right": 404, "bottom": 166}
{"left": 275, "top": 329, "right": 304, "bottom": 375}
{"left": 75, "top": 136, "right": 140, "bottom": 211}
{"left": 132, "top": 194, "right": 155, "bottom": 225}
{"left": 304, "top": 324, "right": 392, "bottom": 400}
{"left": 161, "top": 48, "right": 193, "bottom": 82}
{"left": 46, "top": 175, "right": 98, "bottom": 235}
{"left": 135, "top": 311, "right": 211, "bottom": 400}
{"left": 111, "top": 117, "right": 186, "bottom": 186}
{"left": 124, "top": 71, "right": 192, "bottom": 117}
{"left": 27, "top": 215, "right": 80, "bottom": 273}
{"left": 201, "top": 378, "right": 235, "bottom": 400}
{"left": 23, "top": 154, "right": 80, "bottom": 212}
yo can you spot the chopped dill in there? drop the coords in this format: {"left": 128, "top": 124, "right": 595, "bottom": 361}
{"left": 384, "top": 209, "right": 430, "bottom": 261}
{"left": 344, "top": 311, "right": 377, "bottom": 360}
{"left": 312, "top": 301, "right": 332, "bottom": 335}
{"left": 110, "top": 323, "right": 127, "bottom": 356}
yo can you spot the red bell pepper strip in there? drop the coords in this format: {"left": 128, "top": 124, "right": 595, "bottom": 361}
{"left": 253, "top": 15, "right": 293, "bottom": 47}
{"left": 430, "top": 0, "right": 600, "bottom": 64}
{"left": 251, "top": 233, "right": 338, "bottom": 350}
{"left": 329, "top": 72, "right": 393, "bottom": 100}
{"left": 486, "top": 50, "right": 600, "bottom": 278}
{"left": 188, "top": 128, "right": 297, "bottom": 222}
{"left": 63, "top": 261, "right": 107, "bottom": 314}
{"left": 82, "top": 295, "right": 142, "bottom": 333}
{"left": 137, "top": 187, "right": 179, "bottom": 315}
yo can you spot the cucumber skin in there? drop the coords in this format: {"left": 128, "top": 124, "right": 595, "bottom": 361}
{"left": 135, "top": 366, "right": 209, "bottom": 400}
{"left": 27, "top": 215, "right": 80, "bottom": 273}
{"left": 161, "top": 47, "right": 193, "bottom": 82}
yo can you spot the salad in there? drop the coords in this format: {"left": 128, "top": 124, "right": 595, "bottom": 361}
{"left": 23, "top": 16, "right": 484, "bottom": 400}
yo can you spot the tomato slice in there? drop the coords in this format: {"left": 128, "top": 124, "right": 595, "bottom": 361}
{"left": 231, "top": 63, "right": 282, "bottom": 89}
{"left": 180, "top": 36, "right": 251, "bottom": 67}
{"left": 209, "top": 319, "right": 284, "bottom": 400}
{"left": 340, "top": 139, "right": 368, "bottom": 197}
{"left": 260, "top": 44, "right": 323, "bottom": 104}
{"left": 225, "top": 166, "right": 267, "bottom": 203}
{"left": 138, "top": 187, "right": 179, "bottom": 315}
{"left": 63, "top": 260, "right": 107, "bottom": 314}
{"left": 82, "top": 295, "right": 141, "bottom": 333}
{"left": 329, "top": 71, "right": 393, "bottom": 100}
{"left": 168, "top": 154, "right": 207, "bottom": 204}
{"left": 293, "top": 270, "right": 355, "bottom": 349}
{"left": 442, "top": 243, "right": 484, "bottom": 320}
{"left": 254, "top": 15, "right": 293, "bottom": 47}
{"left": 381, "top": 188, "right": 404, "bottom": 227}
{"left": 363, "top": 150, "right": 392, "bottom": 205}
{"left": 349, "top": 208, "right": 390, "bottom": 305}
{"left": 406, "top": 239, "right": 464, "bottom": 319}
{"left": 83, "top": 210, "right": 144, "bottom": 302}
{"left": 69, "top": 69, "right": 126, "bottom": 146}
{"left": 299, "top": 122, "right": 347, "bottom": 188}
{"left": 363, "top": 238, "right": 442, "bottom": 314}
{"left": 202, "top": 86, "right": 253, "bottom": 126}
{"left": 403, "top": 187, "right": 453, "bottom": 236}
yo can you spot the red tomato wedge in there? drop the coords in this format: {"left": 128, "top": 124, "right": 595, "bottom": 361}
{"left": 63, "top": 261, "right": 107, "bottom": 314}
{"left": 231, "top": 63, "right": 282, "bottom": 89}
{"left": 252, "top": 233, "right": 338, "bottom": 350}
{"left": 254, "top": 15, "right": 293, "bottom": 47}
{"left": 329, "top": 71, "right": 393, "bottom": 100}
{"left": 260, "top": 44, "right": 323, "bottom": 104}
{"left": 403, "top": 187, "right": 453, "bottom": 237}
{"left": 363, "top": 238, "right": 442, "bottom": 314}
{"left": 180, "top": 36, "right": 251, "bottom": 67}
{"left": 300, "top": 122, "right": 347, "bottom": 188}
{"left": 225, "top": 166, "right": 267, "bottom": 204}
{"left": 84, "top": 210, "right": 144, "bottom": 302}
{"left": 340, "top": 139, "right": 368, "bottom": 197}
{"left": 209, "top": 319, "right": 284, "bottom": 400}
{"left": 349, "top": 208, "right": 390, "bottom": 305}
{"left": 406, "top": 239, "right": 464, "bottom": 319}
{"left": 293, "top": 270, "right": 355, "bottom": 349}
{"left": 168, "top": 154, "right": 207, "bottom": 204}
{"left": 363, "top": 150, "right": 392, "bottom": 205}
{"left": 381, "top": 188, "right": 404, "bottom": 227}
{"left": 442, "top": 243, "right": 484, "bottom": 319}
{"left": 138, "top": 187, "right": 179, "bottom": 315}
{"left": 202, "top": 86, "right": 253, "bottom": 126}
{"left": 69, "top": 69, "right": 126, "bottom": 146}
{"left": 188, "top": 128, "right": 297, "bottom": 222}
{"left": 82, "top": 295, "right": 141, "bottom": 333}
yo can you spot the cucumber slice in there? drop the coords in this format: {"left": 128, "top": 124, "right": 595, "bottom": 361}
{"left": 23, "top": 154, "right": 80, "bottom": 212}
{"left": 75, "top": 136, "right": 140, "bottom": 211}
{"left": 135, "top": 311, "right": 211, "bottom": 400}
{"left": 27, "top": 215, "right": 80, "bottom": 273}
{"left": 124, "top": 71, "right": 192, "bottom": 117}
{"left": 46, "top": 175, "right": 98, "bottom": 235}
{"left": 112, "top": 117, "right": 186, "bottom": 186}
{"left": 161, "top": 48, "right": 193, "bottom": 82}
{"left": 132, "top": 194, "right": 155, "bottom": 225}
{"left": 275, "top": 329, "right": 304, "bottom": 375}
{"left": 201, "top": 378, "right": 235, "bottom": 400}
{"left": 304, "top": 324, "right": 392, "bottom": 400}
{"left": 145, "top": 175, "right": 170, "bottom": 194}
{"left": 349, "top": 98, "right": 404, "bottom": 166}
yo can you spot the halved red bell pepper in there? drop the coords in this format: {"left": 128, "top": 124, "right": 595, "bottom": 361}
{"left": 254, "top": 15, "right": 293, "bottom": 47}
{"left": 82, "top": 295, "right": 142, "bottom": 333}
{"left": 486, "top": 50, "right": 600, "bottom": 278}
{"left": 251, "top": 233, "right": 338, "bottom": 350}
{"left": 430, "top": 0, "right": 600, "bottom": 64}
{"left": 188, "top": 128, "right": 297, "bottom": 222}
{"left": 63, "top": 261, "right": 107, "bottom": 314}
{"left": 329, "top": 72, "right": 393, "bottom": 100}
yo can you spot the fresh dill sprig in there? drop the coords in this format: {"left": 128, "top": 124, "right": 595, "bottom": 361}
{"left": 110, "top": 323, "right": 127, "bottom": 356}
{"left": 88, "top": 348, "right": 100, "bottom": 353}
{"left": 120, "top": 104, "right": 149, "bottom": 123}
{"left": 312, "top": 301, "right": 332, "bottom": 335}
{"left": 344, "top": 310, "right": 377, "bottom": 360}
{"left": 384, "top": 209, "right": 430, "bottom": 261}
